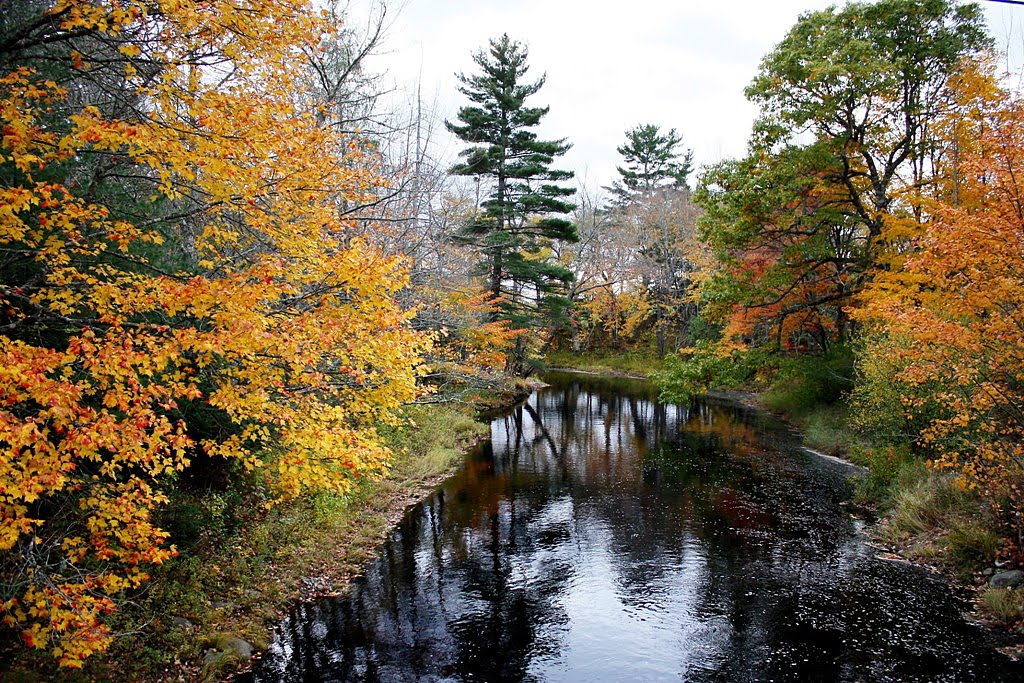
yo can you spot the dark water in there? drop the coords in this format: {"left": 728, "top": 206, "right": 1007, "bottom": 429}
{"left": 248, "top": 373, "right": 1020, "bottom": 682}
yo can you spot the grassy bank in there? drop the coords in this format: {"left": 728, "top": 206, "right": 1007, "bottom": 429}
{"left": 543, "top": 348, "right": 666, "bottom": 378}
{"left": 3, "top": 404, "right": 487, "bottom": 682}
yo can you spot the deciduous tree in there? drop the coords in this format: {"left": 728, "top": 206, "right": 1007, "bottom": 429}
{"left": 0, "top": 0, "right": 426, "bottom": 665}
{"left": 693, "top": 0, "right": 989, "bottom": 355}
{"left": 863, "top": 84, "right": 1024, "bottom": 543}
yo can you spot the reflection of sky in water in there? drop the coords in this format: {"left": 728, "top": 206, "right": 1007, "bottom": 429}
{"left": 550, "top": 522, "right": 712, "bottom": 681}
{"left": 249, "top": 373, "right": 1022, "bottom": 683}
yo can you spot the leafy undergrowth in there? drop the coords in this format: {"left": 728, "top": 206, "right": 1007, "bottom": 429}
{"left": 544, "top": 348, "right": 666, "bottom": 378}
{"left": 0, "top": 405, "right": 486, "bottom": 682}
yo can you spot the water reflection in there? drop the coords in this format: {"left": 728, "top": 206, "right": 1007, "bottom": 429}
{"left": 250, "top": 373, "right": 1020, "bottom": 682}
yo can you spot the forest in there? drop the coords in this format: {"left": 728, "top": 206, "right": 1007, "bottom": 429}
{"left": 1, "top": 0, "right": 1023, "bottom": 677}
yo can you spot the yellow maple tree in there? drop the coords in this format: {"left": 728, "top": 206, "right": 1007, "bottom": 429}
{"left": 1, "top": 0, "right": 428, "bottom": 665}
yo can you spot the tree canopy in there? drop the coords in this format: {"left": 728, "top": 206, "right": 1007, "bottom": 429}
{"left": 0, "top": 0, "right": 427, "bottom": 665}
{"left": 692, "top": 0, "right": 989, "bottom": 354}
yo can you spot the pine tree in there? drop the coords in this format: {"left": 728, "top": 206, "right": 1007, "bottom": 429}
{"left": 446, "top": 34, "right": 577, "bottom": 336}
{"left": 607, "top": 123, "right": 693, "bottom": 205}
{"left": 603, "top": 123, "right": 697, "bottom": 355}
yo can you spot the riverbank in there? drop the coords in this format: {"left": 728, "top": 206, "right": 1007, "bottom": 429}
{"left": 1, "top": 404, "right": 488, "bottom": 682}
{"left": 790, "top": 407, "right": 1023, "bottom": 655}
{"left": 735, "top": 394, "right": 1024, "bottom": 656}
{"left": 545, "top": 350, "right": 1024, "bottom": 653}
{"left": 543, "top": 348, "right": 666, "bottom": 379}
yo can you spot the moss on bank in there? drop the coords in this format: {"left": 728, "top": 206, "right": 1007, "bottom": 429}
{"left": 1, "top": 404, "right": 487, "bottom": 682}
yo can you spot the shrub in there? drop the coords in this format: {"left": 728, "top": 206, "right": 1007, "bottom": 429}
{"left": 761, "top": 346, "right": 854, "bottom": 415}
{"left": 655, "top": 342, "right": 770, "bottom": 403}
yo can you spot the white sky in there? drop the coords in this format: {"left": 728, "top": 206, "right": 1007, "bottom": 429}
{"left": 360, "top": 0, "right": 1024, "bottom": 190}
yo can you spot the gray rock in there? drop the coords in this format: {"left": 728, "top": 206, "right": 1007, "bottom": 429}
{"left": 210, "top": 600, "right": 236, "bottom": 610}
{"left": 216, "top": 635, "right": 254, "bottom": 660}
{"left": 990, "top": 569, "right": 1024, "bottom": 588}
{"left": 171, "top": 616, "right": 195, "bottom": 631}
{"left": 300, "top": 576, "right": 329, "bottom": 593}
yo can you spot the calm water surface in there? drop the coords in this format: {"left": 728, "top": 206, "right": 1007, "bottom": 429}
{"left": 249, "top": 373, "right": 1021, "bottom": 682}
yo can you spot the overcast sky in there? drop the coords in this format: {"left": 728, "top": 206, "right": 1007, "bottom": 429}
{"left": 360, "top": 0, "right": 1024, "bottom": 190}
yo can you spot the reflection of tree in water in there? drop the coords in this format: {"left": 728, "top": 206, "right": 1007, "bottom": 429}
{"left": 252, "top": 374, "right": 1022, "bottom": 682}
{"left": 253, "top": 443, "right": 577, "bottom": 681}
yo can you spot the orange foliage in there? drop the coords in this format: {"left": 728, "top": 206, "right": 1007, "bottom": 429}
{"left": 697, "top": 150, "right": 859, "bottom": 354}
{"left": 714, "top": 225, "right": 847, "bottom": 351}
{"left": 864, "top": 85, "right": 1024, "bottom": 532}
{"left": 424, "top": 289, "right": 517, "bottom": 386}
{"left": 1, "top": 0, "right": 427, "bottom": 665}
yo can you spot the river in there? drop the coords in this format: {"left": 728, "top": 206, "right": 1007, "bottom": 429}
{"left": 245, "top": 372, "right": 1021, "bottom": 682}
